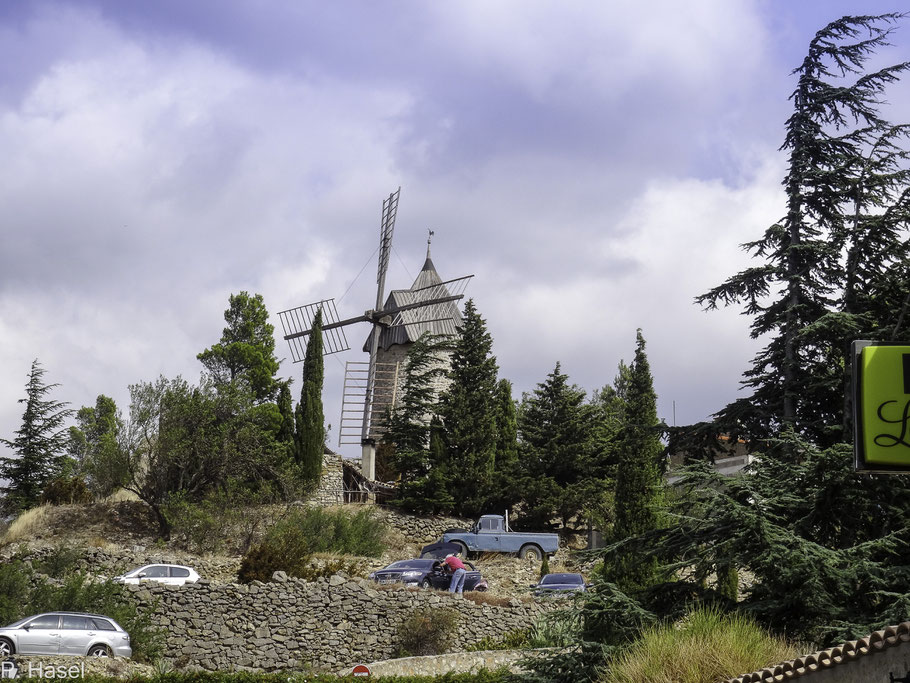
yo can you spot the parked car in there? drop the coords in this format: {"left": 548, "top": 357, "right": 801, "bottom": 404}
{"left": 0, "top": 612, "right": 132, "bottom": 658}
{"left": 531, "top": 573, "right": 589, "bottom": 596}
{"left": 369, "top": 559, "right": 489, "bottom": 591}
{"left": 113, "top": 563, "right": 199, "bottom": 586}
{"left": 442, "top": 515, "right": 559, "bottom": 560}
{"left": 419, "top": 541, "right": 464, "bottom": 559}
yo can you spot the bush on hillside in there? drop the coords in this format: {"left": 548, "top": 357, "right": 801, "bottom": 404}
{"left": 395, "top": 607, "right": 459, "bottom": 657}
{"left": 237, "top": 506, "right": 385, "bottom": 583}
{"left": 34, "top": 543, "right": 83, "bottom": 578}
{"left": 163, "top": 484, "right": 278, "bottom": 555}
{"left": 0, "top": 559, "right": 30, "bottom": 625}
{"left": 40, "top": 476, "right": 93, "bottom": 505}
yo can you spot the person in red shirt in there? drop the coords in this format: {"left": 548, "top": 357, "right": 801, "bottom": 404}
{"left": 443, "top": 554, "right": 466, "bottom": 594}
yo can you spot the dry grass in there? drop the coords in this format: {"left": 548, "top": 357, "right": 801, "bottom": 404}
{"left": 1, "top": 504, "right": 53, "bottom": 545}
{"left": 464, "top": 591, "right": 527, "bottom": 607}
{"left": 104, "top": 488, "right": 140, "bottom": 502}
{"left": 602, "top": 607, "right": 802, "bottom": 683}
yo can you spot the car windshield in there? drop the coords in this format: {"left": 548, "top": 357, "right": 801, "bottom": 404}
{"left": 385, "top": 560, "right": 434, "bottom": 570}
{"left": 2, "top": 616, "right": 32, "bottom": 628}
{"left": 540, "top": 574, "right": 583, "bottom": 585}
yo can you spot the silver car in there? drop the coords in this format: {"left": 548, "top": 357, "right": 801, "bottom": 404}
{"left": 0, "top": 612, "right": 132, "bottom": 658}
{"left": 113, "top": 563, "right": 199, "bottom": 586}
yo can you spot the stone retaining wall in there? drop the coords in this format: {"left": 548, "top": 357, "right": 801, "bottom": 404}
{"left": 127, "top": 576, "right": 545, "bottom": 673}
{"left": 372, "top": 508, "right": 472, "bottom": 545}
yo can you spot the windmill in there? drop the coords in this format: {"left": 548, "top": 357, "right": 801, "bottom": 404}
{"left": 278, "top": 189, "right": 472, "bottom": 480}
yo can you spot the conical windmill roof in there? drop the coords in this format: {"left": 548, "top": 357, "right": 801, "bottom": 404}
{"left": 362, "top": 250, "right": 463, "bottom": 352}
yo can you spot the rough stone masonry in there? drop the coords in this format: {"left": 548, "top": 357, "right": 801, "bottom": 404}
{"left": 128, "top": 574, "right": 548, "bottom": 672}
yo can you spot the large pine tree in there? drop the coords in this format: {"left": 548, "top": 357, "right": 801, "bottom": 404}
{"left": 697, "top": 13, "right": 910, "bottom": 447}
{"left": 436, "top": 299, "right": 500, "bottom": 516}
{"left": 198, "top": 291, "right": 281, "bottom": 403}
{"left": 516, "top": 362, "right": 591, "bottom": 530}
{"left": 382, "top": 333, "right": 453, "bottom": 512}
{"left": 1, "top": 360, "right": 73, "bottom": 513}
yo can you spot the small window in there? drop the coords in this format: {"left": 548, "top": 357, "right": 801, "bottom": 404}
{"left": 480, "top": 518, "right": 496, "bottom": 531}
{"left": 142, "top": 565, "right": 169, "bottom": 578}
{"left": 170, "top": 567, "right": 190, "bottom": 578}
{"left": 62, "top": 616, "right": 88, "bottom": 630}
{"left": 89, "top": 618, "right": 115, "bottom": 631}
{"left": 27, "top": 615, "right": 59, "bottom": 630}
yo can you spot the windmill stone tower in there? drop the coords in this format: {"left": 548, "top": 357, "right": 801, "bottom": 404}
{"left": 359, "top": 235, "right": 463, "bottom": 442}
{"left": 279, "top": 190, "right": 471, "bottom": 482}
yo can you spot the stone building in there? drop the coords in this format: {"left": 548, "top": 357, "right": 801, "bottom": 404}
{"left": 357, "top": 243, "right": 464, "bottom": 479}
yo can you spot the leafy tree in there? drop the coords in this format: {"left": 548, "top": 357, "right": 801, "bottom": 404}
{"left": 294, "top": 308, "right": 325, "bottom": 487}
{"left": 118, "top": 376, "right": 287, "bottom": 538}
{"left": 198, "top": 291, "right": 281, "bottom": 403}
{"left": 697, "top": 13, "right": 910, "bottom": 447}
{"left": 516, "top": 362, "right": 591, "bottom": 530}
{"left": 67, "top": 395, "right": 128, "bottom": 497}
{"left": 606, "top": 329, "right": 664, "bottom": 591}
{"left": 436, "top": 299, "right": 500, "bottom": 516}
{"left": 0, "top": 360, "right": 73, "bottom": 513}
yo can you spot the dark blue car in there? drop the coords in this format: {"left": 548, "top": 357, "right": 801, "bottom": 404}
{"left": 369, "top": 559, "right": 488, "bottom": 591}
{"left": 531, "top": 573, "right": 588, "bottom": 596}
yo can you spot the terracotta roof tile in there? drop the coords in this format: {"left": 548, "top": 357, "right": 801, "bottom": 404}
{"left": 725, "top": 622, "right": 910, "bottom": 681}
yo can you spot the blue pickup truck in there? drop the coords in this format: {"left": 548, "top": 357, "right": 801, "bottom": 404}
{"left": 441, "top": 515, "right": 559, "bottom": 560}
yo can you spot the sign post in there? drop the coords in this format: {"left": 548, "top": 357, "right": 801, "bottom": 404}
{"left": 852, "top": 340, "right": 910, "bottom": 473}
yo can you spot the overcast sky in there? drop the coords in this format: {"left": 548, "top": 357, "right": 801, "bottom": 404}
{"left": 1, "top": 1, "right": 908, "bottom": 461}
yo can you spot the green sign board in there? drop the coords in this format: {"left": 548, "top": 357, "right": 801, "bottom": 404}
{"left": 853, "top": 340, "right": 910, "bottom": 473}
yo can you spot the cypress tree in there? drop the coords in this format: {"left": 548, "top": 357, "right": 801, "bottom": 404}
{"left": 608, "top": 330, "right": 663, "bottom": 591}
{"left": 277, "top": 381, "right": 295, "bottom": 454}
{"left": 294, "top": 309, "right": 324, "bottom": 487}
{"left": 0, "top": 360, "right": 73, "bottom": 513}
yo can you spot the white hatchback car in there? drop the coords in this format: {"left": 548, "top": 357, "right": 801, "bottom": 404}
{"left": 113, "top": 563, "right": 199, "bottom": 586}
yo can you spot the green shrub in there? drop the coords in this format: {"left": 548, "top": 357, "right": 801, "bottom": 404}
{"left": 163, "top": 484, "right": 275, "bottom": 555}
{"left": 539, "top": 554, "right": 550, "bottom": 580}
{"left": 237, "top": 541, "right": 309, "bottom": 584}
{"left": 237, "top": 506, "right": 385, "bottom": 583}
{"left": 604, "top": 606, "right": 800, "bottom": 683}
{"left": 34, "top": 544, "right": 83, "bottom": 578}
{"left": 0, "top": 560, "right": 31, "bottom": 625}
{"left": 716, "top": 563, "right": 738, "bottom": 602}
{"left": 467, "top": 628, "right": 531, "bottom": 651}
{"left": 396, "top": 607, "right": 459, "bottom": 657}
{"left": 40, "top": 476, "right": 93, "bottom": 505}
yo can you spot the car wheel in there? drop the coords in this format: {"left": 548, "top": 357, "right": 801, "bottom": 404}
{"left": 87, "top": 644, "right": 111, "bottom": 658}
{"left": 421, "top": 578, "right": 432, "bottom": 589}
{"left": 474, "top": 584, "right": 488, "bottom": 592}
{"left": 452, "top": 541, "right": 469, "bottom": 557}
{"left": 0, "top": 637, "right": 14, "bottom": 657}
{"left": 520, "top": 545, "right": 543, "bottom": 561}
